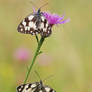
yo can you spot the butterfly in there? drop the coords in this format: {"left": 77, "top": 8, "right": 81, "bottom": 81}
{"left": 17, "top": 8, "right": 52, "bottom": 37}
{"left": 17, "top": 80, "right": 56, "bottom": 92}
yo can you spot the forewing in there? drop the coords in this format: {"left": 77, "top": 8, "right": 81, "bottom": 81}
{"left": 17, "top": 82, "right": 39, "bottom": 92}
{"left": 17, "top": 14, "right": 41, "bottom": 35}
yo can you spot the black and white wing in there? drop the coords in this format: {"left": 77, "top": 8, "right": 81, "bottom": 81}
{"left": 17, "top": 14, "right": 52, "bottom": 37}
{"left": 17, "top": 82, "right": 56, "bottom": 92}
{"left": 17, "top": 82, "right": 39, "bottom": 92}
{"left": 17, "top": 14, "right": 41, "bottom": 35}
{"left": 38, "top": 16, "right": 52, "bottom": 37}
{"left": 43, "top": 85, "right": 56, "bottom": 92}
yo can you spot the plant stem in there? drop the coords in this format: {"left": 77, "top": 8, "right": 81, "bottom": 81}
{"left": 24, "top": 37, "right": 45, "bottom": 83}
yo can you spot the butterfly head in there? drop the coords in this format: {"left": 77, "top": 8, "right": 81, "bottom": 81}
{"left": 37, "top": 8, "right": 42, "bottom": 15}
{"left": 37, "top": 8, "right": 40, "bottom": 13}
{"left": 37, "top": 80, "right": 43, "bottom": 89}
{"left": 40, "top": 80, "right": 43, "bottom": 85}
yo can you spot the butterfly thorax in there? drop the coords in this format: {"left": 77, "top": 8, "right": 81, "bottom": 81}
{"left": 35, "top": 80, "right": 44, "bottom": 90}
{"left": 33, "top": 9, "right": 43, "bottom": 28}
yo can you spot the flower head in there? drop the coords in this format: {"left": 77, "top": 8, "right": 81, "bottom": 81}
{"left": 43, "top": 12, "right": 70, "bottom": 26}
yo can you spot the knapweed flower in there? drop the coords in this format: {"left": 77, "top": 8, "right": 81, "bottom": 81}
{"left": 40, "top": 12, "right": 70, "bottom": 37}
{"left": 14, "top": 48, "right": 31, "bottom": 62}
{"left": 43, "top": 12, "right": 70, "bottom": 26}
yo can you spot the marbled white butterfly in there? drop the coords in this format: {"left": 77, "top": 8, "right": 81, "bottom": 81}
{"left": 17, "top": 80, "right": 56, "bottom": 92}
{"left": 17, "top": 8, "right": 52, "bottom": 37}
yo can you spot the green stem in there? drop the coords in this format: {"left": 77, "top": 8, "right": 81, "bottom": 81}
{"left": 24, "top": 37, "right": 45, "bottom": 83}
{"left": 35, "top": 35, "right": 39, "bottom": 45}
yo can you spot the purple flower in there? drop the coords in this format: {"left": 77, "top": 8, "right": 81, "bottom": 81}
{"left": 43, "top": 12, "right": 70, "bottom": 26}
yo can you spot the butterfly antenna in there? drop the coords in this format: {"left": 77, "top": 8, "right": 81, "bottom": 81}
{"left": 39, "top": 2, "right": 48, "bottom": 9}
{"left": 43, "top": 75, "right": 54, "bottom": 82}
{"left": 35, "top": 71, "right": 41, "bottom": 80}
{"left": 29, "top": 0, "right": 38, "bottom": 9}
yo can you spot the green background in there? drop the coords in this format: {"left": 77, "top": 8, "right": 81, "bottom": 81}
{"left": 0, "top": 0, "right": 92, "bottom": 92}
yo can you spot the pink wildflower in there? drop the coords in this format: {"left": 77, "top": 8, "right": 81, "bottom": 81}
{"left": 14, "top": 48, "right": 31, "bottom": 62}
{"left": 43, "top": 12, "right": 70, "bottom": 26}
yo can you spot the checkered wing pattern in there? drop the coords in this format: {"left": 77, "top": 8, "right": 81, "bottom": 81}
{"left": 17, "top": 14, "right": 52, "bottom": 37}
{"left": 17, "top": 82, "right": 39, "bottom": 92}
{"left": 38, "top": 16, "right": 52, "bottom": 37}
{"left": 17, "top": 81, "right": 56, "bottom": 92}
{"left": 43, "top": 86, "right": 56, "bottom": 92}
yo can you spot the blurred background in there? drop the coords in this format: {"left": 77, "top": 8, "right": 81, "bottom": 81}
{"left": 0, "top": 0, "right": 92, "bottom": 92}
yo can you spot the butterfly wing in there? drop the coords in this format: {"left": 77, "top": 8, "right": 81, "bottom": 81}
{"left": 17, "top": 14, "right": 41, "bottom": 35}
{"left": 43, "top": 86, "right": 56, "bottom": 92}
{"left": 17, "top": 82, "right": 39, "bottom": 92}
{"left": 17, "top": 82, "right": 56, "bottom": 92}
{"left": 39, "top": 16, "right": 52, "bottom": 37}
